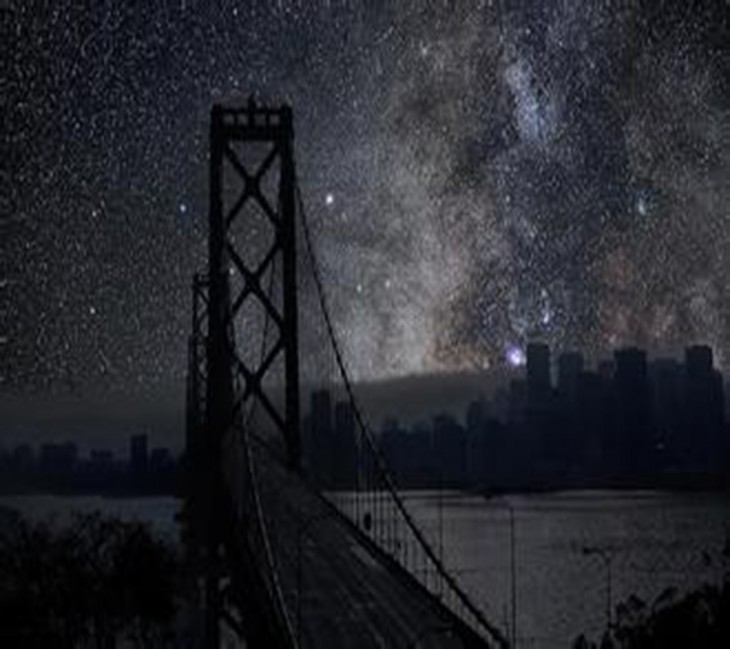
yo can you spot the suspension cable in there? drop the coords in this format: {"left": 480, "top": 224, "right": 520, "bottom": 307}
{"left": 294, "top": 177, "right": 510, "bottom": 649}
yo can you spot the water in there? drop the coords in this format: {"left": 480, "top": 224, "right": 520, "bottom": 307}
{"left": 2, "top": 490, "right": 728, "bottom": 647}
{"left": 402, "top": 490, "right": 730, "bottom": 647}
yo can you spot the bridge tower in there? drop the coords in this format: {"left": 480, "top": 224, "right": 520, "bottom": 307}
{"left": 190, "top": 100, "right": 301, "bottom": 648}
{"left": 207, "top": 99, "right": 301, "bottom": 471}
{"left": 186, "top": 100, "right": 509, "bottom": 649}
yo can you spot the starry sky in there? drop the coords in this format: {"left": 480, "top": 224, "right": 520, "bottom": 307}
{"left": 4, "top": 0, "right": 729, "bottom": 400}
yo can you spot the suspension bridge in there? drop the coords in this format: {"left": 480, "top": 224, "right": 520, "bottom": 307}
{"left": 183, "top": 101, "right": 510, "bottom": 649}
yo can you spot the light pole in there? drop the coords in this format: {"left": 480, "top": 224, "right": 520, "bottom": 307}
{"left": 491, "top": 498, "right": 518, "bottom": 648}
{"left": 508, "top": 502, "right": 517, "bottom": 649}
{"left": 582, "top": 545, "right": 614, "bottom": 630}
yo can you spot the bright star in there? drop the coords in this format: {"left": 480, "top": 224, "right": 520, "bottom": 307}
{"left": 506, "top": 345, "right": 526, "bottom": 367}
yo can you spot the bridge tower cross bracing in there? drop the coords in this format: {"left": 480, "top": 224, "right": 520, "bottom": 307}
{"left": 200, "top": 100, "right": 301, "bottom": 648}
{"left": 207, "top": 99, "right": 301, "bottom": 472}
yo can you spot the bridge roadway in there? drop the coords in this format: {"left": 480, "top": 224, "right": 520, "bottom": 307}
{"left": 225, "top": 435, "right": 488, "bottom": 649}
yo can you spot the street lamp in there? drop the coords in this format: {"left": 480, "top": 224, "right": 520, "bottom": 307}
{"left": 582, "top": 545, "right": 614, "bottom": 630}
{"left": 508, "top": 503, "right": 517, "bottom": 649}
{"left": 489, "top": 498, "right": 518, "bottom": 648}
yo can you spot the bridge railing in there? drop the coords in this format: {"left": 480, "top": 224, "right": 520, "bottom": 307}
{"left": 221, "top": 307, "right": 299, "bottom": 647}
{"left": 296, "top": 180, "right": 510, "bottom": 649}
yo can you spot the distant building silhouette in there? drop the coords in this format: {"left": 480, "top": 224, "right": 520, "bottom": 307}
{"left": 683, "top": 345, "right": 725, "bottom": 468}
{"left": 432, "top": 413, "right": 466, "bottom": 487}
{"left": 650, "top": 358, "right": 683, "bottom": 467}
{"left": 0, "top": 438, "right": 179, "bottom": 495}
{"left": 558, "top": 351, "right": 584, "bottom": 404}
{"left": 465, "top": 397, "right": 489, "bottom": 484}
{"left": 527, "top": 342, "right": 551, "bottom": 395}
{"left": 130, "top": 434, "right": 148, "bottom": 475}
{"left": 40, "top": 442, "right": 78, "bottom": 476}
{"left": 576, "top": 370, "right": 611, "bottom": 475}
{"left": 11, "top": 444, "right": 35, "bottom": 473}
{"left": 508, "top": 379, "right": 527, "bottom": 426}
{"left": 598, "top": 359, "right": 615, "bottom": 380}
{"left": 309, "top": 389, "right": 334, "bottom": 486}
{"left": 613, "top": 348, "right": 652, "bottom": 474}
{"left": 150, "top": 447, "right": 174, "bottom": 473}
{"left": 89, "top": 449, "right": 115, "bottom": 470}
{"left": 333, "top": 400, "right": 357, "bottom": 488}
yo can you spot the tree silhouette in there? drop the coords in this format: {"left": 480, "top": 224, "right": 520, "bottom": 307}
{"left": 0, "top": 509, "right": 179, "bottom": 648}
{"left": 573, "top": 539, "right": 730, "bottom": 649}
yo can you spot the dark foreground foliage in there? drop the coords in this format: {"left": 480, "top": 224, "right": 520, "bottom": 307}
{"left": 574, "top": 541, "right": 730, "bottom": 649}
{"left": 0, "top": 508, "right": 179, "bottom": 648}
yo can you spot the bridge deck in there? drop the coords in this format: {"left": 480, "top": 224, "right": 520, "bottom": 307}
{"left": 228, "top": 440, "right": 482, "bottom": 648}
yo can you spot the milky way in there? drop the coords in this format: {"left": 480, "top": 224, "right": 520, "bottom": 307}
{"left": 3, "top": 1, "right": 729, "bottom": 396}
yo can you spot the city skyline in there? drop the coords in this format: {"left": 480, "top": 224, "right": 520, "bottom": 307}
{"left": 6, "top": 338, "right": 726, "bottom": 452}
{"left": 2, "top": 5, "right": 728, "bottom": 646}
{"left": 303, "top": 340, "right": 728, "bottom": 493}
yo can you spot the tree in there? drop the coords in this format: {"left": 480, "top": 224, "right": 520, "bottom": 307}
{"left": 0, "top": 509, "right": 179, "bottom": 648}
{"left": 574, "top": 539, "right": 730, "bottom": 648}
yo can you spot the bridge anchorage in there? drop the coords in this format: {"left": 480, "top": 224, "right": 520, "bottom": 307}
{"left": 184, "top": 100, "right": 511, "bottom": 649}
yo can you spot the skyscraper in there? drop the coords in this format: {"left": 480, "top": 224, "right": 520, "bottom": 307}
{"left": 558, "top": 351, "right": 584, "bottom": 399}
{"left": 650, "top": 358, "right": 683, "bottom": 466}
{"left": 683, "top": 345, "right": 724, "bottom": 468}
{"left": 334, "top": 400, "right": 357, "bottom": 488}
{"left": 613, "top": 348, "right": 652, "bottom": 474}
{"left": 310, "top": 389, "right": 333, "bottom": 485}
{"left": 527, "top": 342, "right": 551, "bottom": 394}
{"left": 130, "top": 434, "right": 148, "bottom": 475}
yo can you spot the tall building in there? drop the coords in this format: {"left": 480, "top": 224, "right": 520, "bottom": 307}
{"left": 683, "top": 345, "right": 724, "bottom": 468}
{"left": 432, "top": 413, "right": 466, "bottom": 486}
{"left": 527, "top": 342, "right": 551, "bottom": 394}
{"left": 685, "top": 345, "right": 712, "bottom": 377}
{"left": 557, "top": 352, "right": 585, "bottom": 470}
{"left": 508, "top": 379, "right": 527, "bottom": 426}
{"left": 311, "top": 389, "right": 332, "bottom": 438}
{"left": 613, "top": 348, "right": 652, "bottom": 474}
{"left": 11, "top": 444, "right": 35, "bottom": 473}
{"left": 558, "top": 351, "right": 584, "bottom": 401}
{"left": 150, "top": 447, "right": 173, "bottom": 472}
{"left": 334, "top": 400, "right": 355, "bottom": 441}
{"left": 465, "top": 397, "right": 490, "bottom": 485}
{"left": 130, "top": 434, "right": 148, "bottom": 474}
{"left": 650, "top": 358, "right": 683, "bottom": 466}
{"left": 598, "top": 359, "right": 615, "bottom": 380}
{"left": 466, "top": 397, "right": 487, "bottom": 433}
{"left": 40, "top": 442, "right": 78, "bottom": 476}
{"left": 310, "top": 389, "right": 333, "bottom": 485}
{"left": 526, "top": 343, "right": 557, "bottom": 474}
{"left": 333, "top": 400, "right": 357, "bottom": 488}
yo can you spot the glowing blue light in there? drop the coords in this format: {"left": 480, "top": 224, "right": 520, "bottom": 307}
{"left": 506, "top": 345, "right": 526, "bottom": 367}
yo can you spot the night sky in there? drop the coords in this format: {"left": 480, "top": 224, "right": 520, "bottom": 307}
{"left": 4, "top": 1, "right": 729, "bottom": 400}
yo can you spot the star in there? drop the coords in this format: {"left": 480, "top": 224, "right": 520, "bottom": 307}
{"left": 4, "top": 1, "right": 727, "bottom": 396}
{"left": 506, "top": 345, "right": 526, "bottom": 368}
